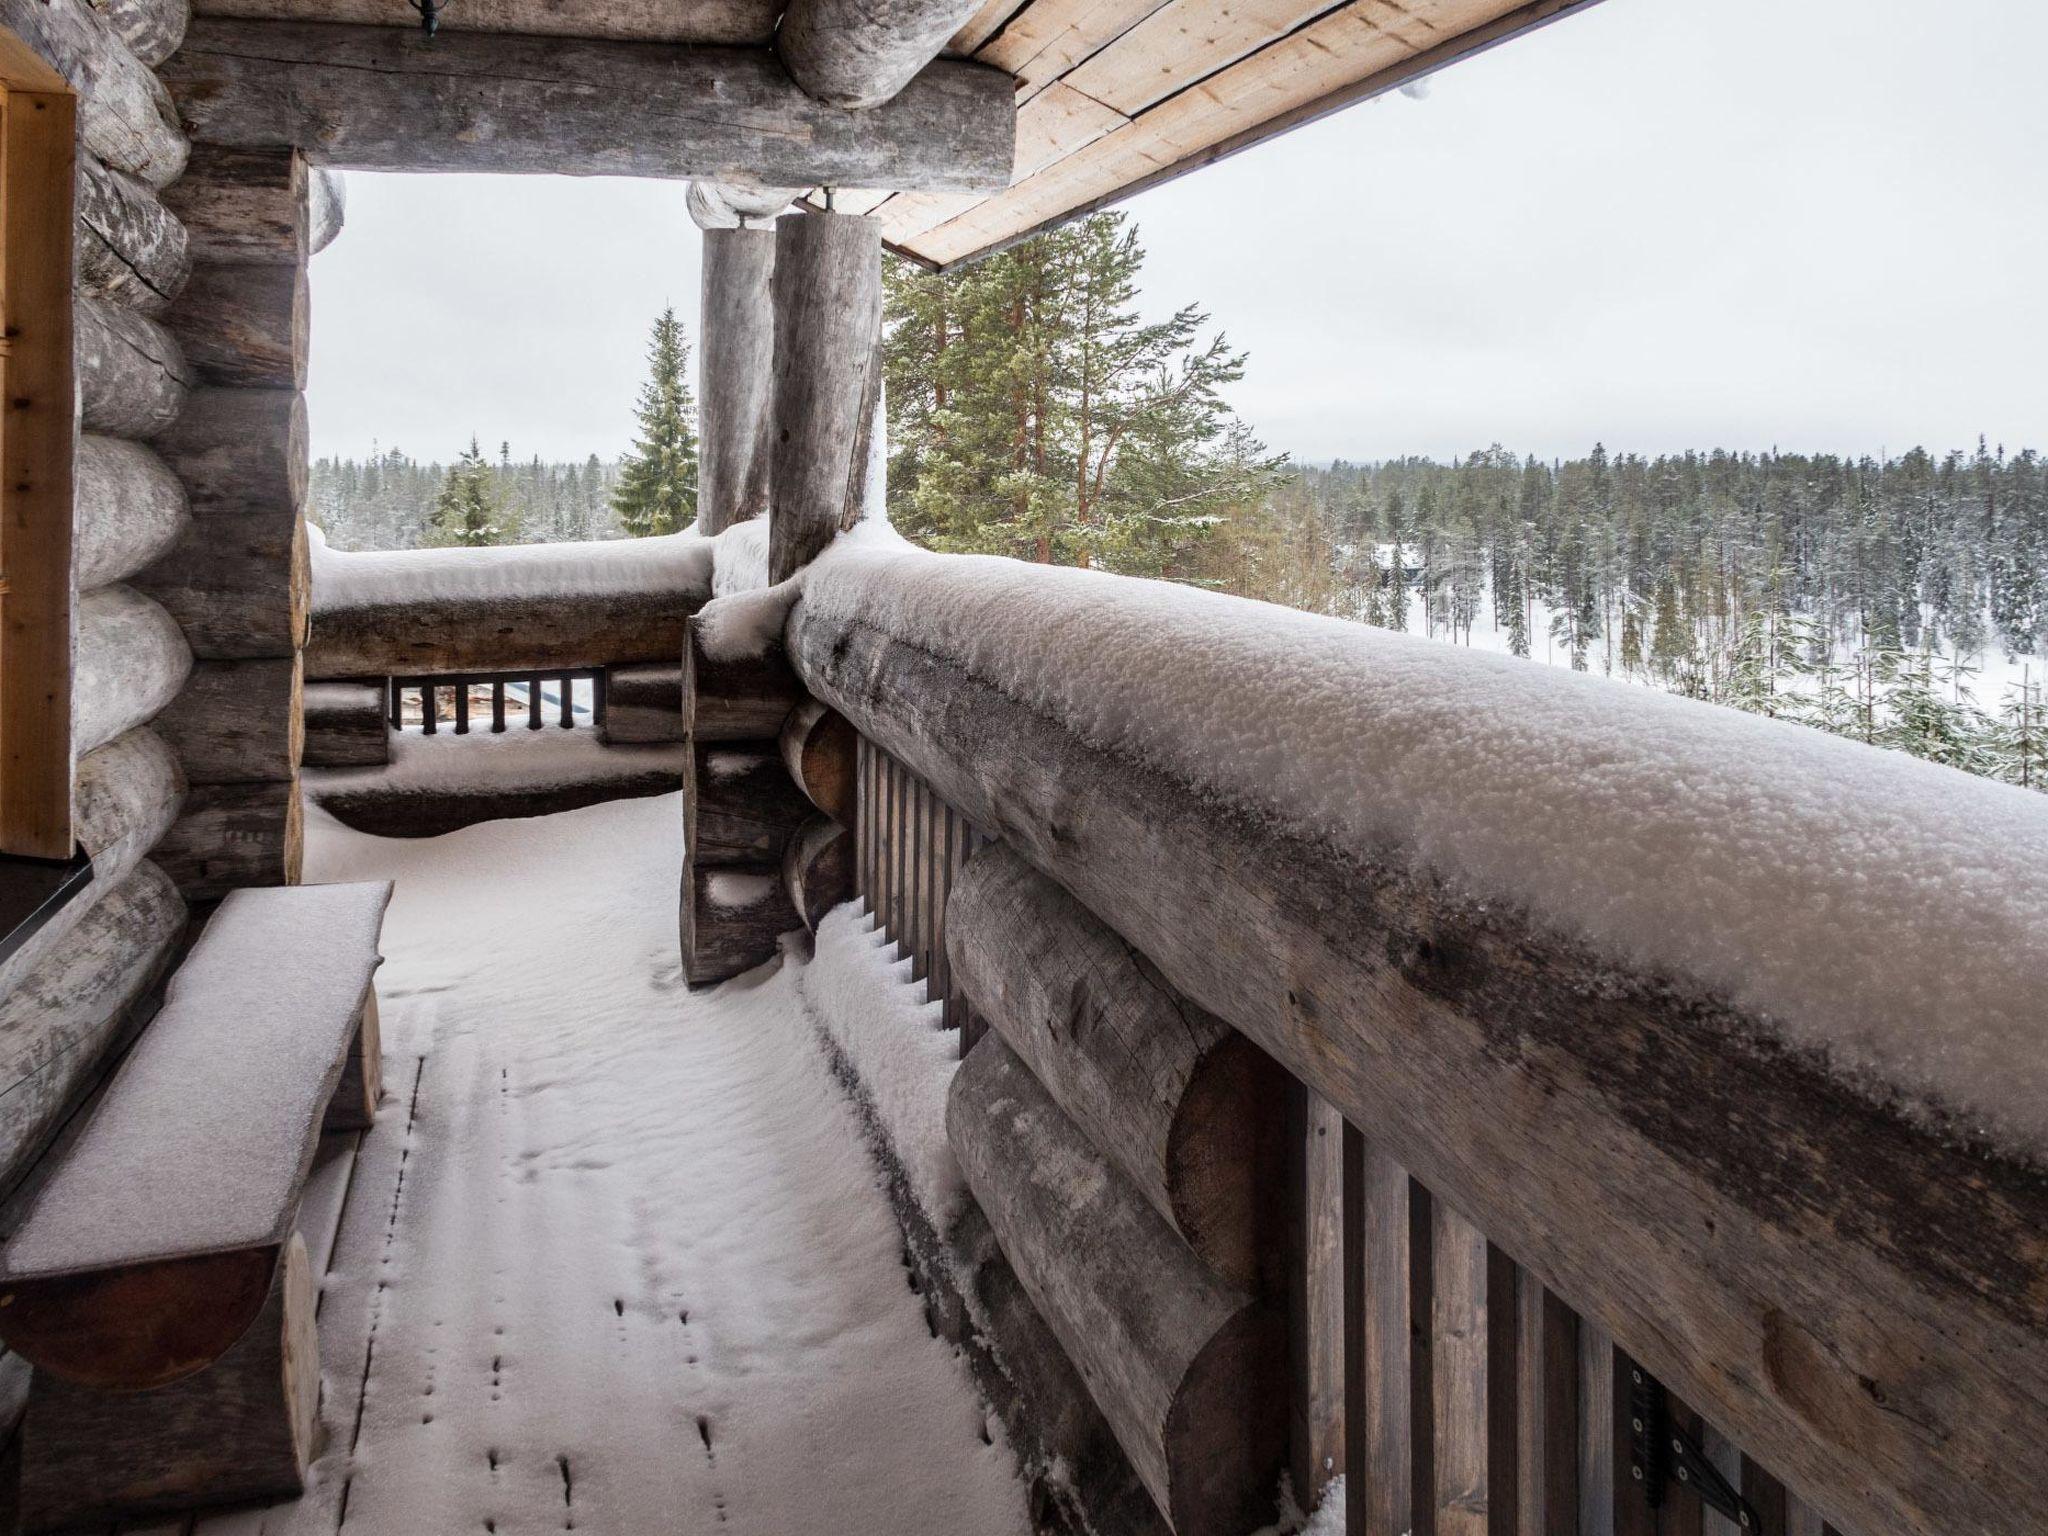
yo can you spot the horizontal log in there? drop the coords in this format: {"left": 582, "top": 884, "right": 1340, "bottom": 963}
{"left": 947, "top": 841, "right": 1286, "bottom": 1292}
{"left": 789, "top": 582, "right": 2048, "bottom": 1536}
{"left": 75, "top": 154, "right": 189, "bottom": 315}
{"left": 302, "top": 680, "right": 388, "bottom": 768}
{"left": 89, "top": 0, "right": 189, "bottom": 65}
{"left": 306, "top": 588, "right": 690, "bottom": 677}
{"left": 681, "top": 863, "right": 797, "bottom": 985}
{"left": 168, "top": 261, "right": 308, "bottom": 388}
{"left": 74, "top": 295, "right": 189, "bottom": 438}
{"left": 782, "top": 814, "right": 853, "bottom": 932}
{"left": 598, "top": 662, "right": 683, "bottom": 745}
{"left": 138, "top": 388, "right": 309, "bottom": 659}
{"left": 152, "top": 656, "right": 305, "bottom": 783}
{"left": 151, "top": 778, "right": 302, "bottom": 900}
{"left": 949, "top": 1035, "right": 1284, "bottom": 1536}
{"left": 778, "top": 696, "right": 857, "bottom": 825}
{"left": 778, "top": 0, "right": 984, "bottom": 108}
{"left": 162, "top": 21, "right": 1016, "bottom": 193}
{"left": 685, "top": 743, "right": 812, "bottom": 865}
{"left": 73, "top": 433, "right": 188, "bottom": 589}
{"left": 308, "top": 745, "right": 685, "bottom": 838}
{"left": 1, "top": 0, "right": 187, "bottom": 187}
{"left": 72, "top": 585, "right": 193, "bottom": 759}
{"left": 684, "top": 608, "right": 804, "bottom": 741}
{"left": 0, "top": 862, "right": 185, "bottom": 1195}
{"left": 309, "top": 167, "right": 344, "bottom": 254}
{"left": 161, "top": 145, "right": 306, "bottom": 265}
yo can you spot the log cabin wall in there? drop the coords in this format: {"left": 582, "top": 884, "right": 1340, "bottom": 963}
{"left": 0, "top": 0, "right": 199, "bottom": 1195}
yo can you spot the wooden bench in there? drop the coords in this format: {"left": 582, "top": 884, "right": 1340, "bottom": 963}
{"left": 0, "top": 880, "right": 393, "bottom": 1532}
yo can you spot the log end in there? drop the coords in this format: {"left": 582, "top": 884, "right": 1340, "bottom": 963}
{"left": 1163, "top": 1300, "right": 1288, "bottom": 1536}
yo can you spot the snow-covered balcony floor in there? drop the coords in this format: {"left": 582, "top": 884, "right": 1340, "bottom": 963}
{"left": 179, "top": 795, "right": 1028, "bottom": 1536}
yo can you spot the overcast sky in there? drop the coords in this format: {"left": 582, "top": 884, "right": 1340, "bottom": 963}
{"left": 305, "top": 0, "right": 2048, "bottom": 468}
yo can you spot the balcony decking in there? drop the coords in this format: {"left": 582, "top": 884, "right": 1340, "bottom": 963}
{"left": 171, "top": 793, "right": 1027, "bottom": 1536}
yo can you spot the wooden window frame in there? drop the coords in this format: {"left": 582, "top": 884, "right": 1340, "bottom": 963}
{"left": 0, "top": 29, "right": 75, "bottom": 861}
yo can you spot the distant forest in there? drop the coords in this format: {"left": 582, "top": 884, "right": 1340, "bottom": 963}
{"left": 311, "top": 446, "right": 626, "bottom": 550}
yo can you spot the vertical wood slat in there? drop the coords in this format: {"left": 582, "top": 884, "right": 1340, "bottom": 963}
{"left": 891, "top": 753, "right": 907, "bottom": 957}
{"left": 924, "top": 787, "right": 946, "bottom": 1001}
{"left": 858, "top": 736, "right": 873, "bottom": 915}
{"left": 1515, "top": 1271, "right": 1577, "bottom": 1536}
{"left": 881, "top": 749, "right": 898, "bottom": 947}
{"left": 1290, "top": 1085, "right": 1346, "bottom": 1509}
{"left": 909, "top": 773, "right": 927, "bottom": 981}
{"left": 1433, "top": 1206, "right": 1515, "bottom": 1536}
{"left": 1698, "top": 1426, "right": 1742, "bottom": 1536}
{"left": 1578, "top": 1323, "right": 1617, "bottom": 1536}
{"left": 1347, "top": 1132, "right": 1435, "bottom": 1536}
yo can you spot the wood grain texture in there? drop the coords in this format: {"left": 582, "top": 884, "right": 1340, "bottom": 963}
{"left": 1346, "top": 1136, "right": 1433, "bottom": 1536}
{"left": 151, "top": 775, "right": 301, "bottom": 898}
{"left": 301, "top": 678, "right": 387, "bottom": 766}
{"left": 778, "top": 695, "right": 857, "bottom": 824}
{"left": 680, "top": 862, "right": 798, "bottom": 984}
{"left": 598, "top": 661, "right": 683, "bottom": 744}
{"left": 306, "top": 586, "right": 692, "bottom": 676}
{"left": 72, "top": 431, "right": 187, "bottom": 588}
{"left": 71, "top": 583, "right": 191, "bottom": 758}
{"left": 683, "top": 608, "right": 804, "bottom": 741}
{"left": 1516, "top": 1270, "right": 1578, "bottom": 1536}
{"left": 1289, "top": 1084, "right": 1345, "bottom": 1507}
{"left": 163, "top": 21, "right": 1017, "bottom": 193}
{"left": 194, "top": 0, "right": 784, "bottom": 47}
{"left": 789, "top": 588, "right": 2048, "bottom": 1536}
{"left": 782, "top": 813, "right": 854, "bottom": 931}
{"left": 778, "top": 0, "right": 990, "bottom": 107}
{"left": 685, "top": 741, "right": 811, "bottom": 865}
{"left": 160, "top": 144, "right": 305, "bottom": 265}
{"left": 1432, "top": 1204, "right": 1514, "bottom": 1536}
{"left": 91, "top": 0, "right": 190, "bottom": 65}
{"left": 948, "top": 840, "right": 1285, "bottom": 1291}
{"left": 949, "top": 1033, "right": 1284, "bottom": 1536}
{"left": 0, "top": 0, "right": 187, "bottom": 187}
{"left": 152, "top": 653, "right": 304, "bottom": 783}
{"left": 695, "top": 225, "right": 776, "bottom": 536}
{"left": 74, "top": 151, "right": 188, "bottom": 314}
{"left": 168, "top": 260, "right": 308, "bottom": 387}
{"left": 768, "top": 211, "right": 883, "bottom": 582}
{"left": 74, "top": 293, "right": 189, "bottom": 437}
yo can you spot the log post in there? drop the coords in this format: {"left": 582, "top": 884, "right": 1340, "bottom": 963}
{"left": 778, "top": 0, "right": 989, "bottom": 108}
{"left": 681, "top": 865, "right": 799, "bottom": 986}
{"left": 695, "top": 219, "right": 777, "bottom": 536}
{"left": 767, "top": 210, "right": 882, "bottom": 583}
{"left": 947, "top": 842, "right": 1287, "bottom": 1292}
{"left": 948, "top": 1035, "right": 1285, "bottom": 1536}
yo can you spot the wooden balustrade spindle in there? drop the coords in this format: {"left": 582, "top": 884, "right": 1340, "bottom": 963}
{"left": 558, "top": 675, "right": 574, "bottom": 728}
{"left": 526, "top": 675, "right": 543, "bottom": 730}
{"left": 491, "top": 680, "right": 507, "bottom": 733}
{"left": 421, "top": 683, "right": 437, "bottom": 735}
{"left": 387, "top": 679, "right": 402, "bottom": 728}
{"left": 454, "top": 681, "right": 470, "bottom": 735}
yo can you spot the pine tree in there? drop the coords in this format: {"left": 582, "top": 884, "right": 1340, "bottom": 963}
{"left": 613, "top": 306, "right": 698, "bottom": 537}
{"left": 427, "top": 437, "right": 516, "bottom": 547}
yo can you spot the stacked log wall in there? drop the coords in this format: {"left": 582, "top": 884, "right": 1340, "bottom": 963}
{"left": 0, "top": 0, "right": 195, "bottom": 1198}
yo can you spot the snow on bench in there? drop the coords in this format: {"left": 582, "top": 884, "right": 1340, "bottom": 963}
{"left": 0, "top": 880, "right": 391, "bottom": 1532}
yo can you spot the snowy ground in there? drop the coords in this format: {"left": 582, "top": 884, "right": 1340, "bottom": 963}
{"left": 192, "top": 794, "right": 1028, "bottom": 1536}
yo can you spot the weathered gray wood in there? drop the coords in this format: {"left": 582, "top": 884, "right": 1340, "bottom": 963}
{"left": 169, "top": 261, "right": 308, "bottom": 388}
{"left": 303, "top": 678, "right": 388, "bottom": 767}
{"left": 768, "top": 211, "right": 882, "bottom": 583}
{"left": 74, "top": 153, "right": 189, "bottom": 315}
{"left": 323, "top": 987, "right": 380, "bottom": 1132}
{"left": 72, "top": 584, "right": 192, "bottom": 758}
{"left": 1347, "top": 1137, "right": 1432, "bottom": 1536}
{"left": 308, "top": 167, "right": 345, "bottom": 253}
{"left": 1577, "top": 1322, "right": 1615, "bottom": 1536}
{"left": 949, "top": 1034, "right": 1284, "bottom": 1536}
{"left": 782, "top": 813, "right": 853, "bottom": 932}
{"left": 1432, "top": 1204, "right": 1513, "bottom": 1536}
{"left": 309, "top": 743, "right": 686, "bottom": 838}
{"left": 160, "top": 145, "right": 306, "bottom": 265}
{"left": 89, "top": 0, "right": 189, "bottom": 65}
{"left": 192, "top": 0, "right": 782, "bottom": 46}
{"left": 684, "top": 608, "right": 804, "bottom": 741}
{"left": 16, "top": 1231, "right": 317, "bottom": 1532}
{"left": 138, "top": 387, "right": 309, "bottom": 659}
{"left": 0, "top": 861, "right": 185, "bottom": 1195}
{"left": 1516, "top": 1270, "right": 1578, "bottom": 1536}
{"left": 686, "top": 742, "right": 812, "bottom": 865}
{"left": 778, "top": 695, "right": 856, "bottom": 825}
{"left": 153, "top": 654, "right": 304, "bottom": 783}
{"left": 947, "top": 841, "right": 1285, "bottom": 1292}
{"left": 72, "top": 432, "right": 188, "bottom": 589}
{"left": 1290, "top": 1085, "right": 1345, "bottom": 1509}
{"left": 687, "top": 178, "right": 798, "bottom": 228}
{"left": 790, "top": 591, "right": 2048, "bottom": 1536}
{"left": 598, "top": 662, "right": 683, "bottom": 745}
{"left": 151, "top": 777, "right": 302, "bottom": 898}
{"left": 163, "top": 21, "right": 1017, "bottom": 192}
{"left": 778, "top": 0, "right": 986, "bottom": 107}
{"left": 0, "top": 0, "right": 187, "bottom": 187}
{"left": 696, "top": 225, "right": 776, "bottom": 536}
{"left": 75, "top": 295, "right": 189, "bottom": 438}
{"left": 307, "top": 587, "right": 691, "bottom": 677}
{"left": 681, "top": 863, "right": 799, "bottom": 984}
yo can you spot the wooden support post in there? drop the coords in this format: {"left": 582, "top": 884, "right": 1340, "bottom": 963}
{"left": 696, "top": 222, "right": 777, "bottom": 536}
{"left": 767, "top": 211, "right": 881, "bottom": 583}
{"left": 1290, "top": 1085, "right": 1346, "bottom": 1510}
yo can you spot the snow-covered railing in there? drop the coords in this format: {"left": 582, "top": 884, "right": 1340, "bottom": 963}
{"left": 789, "top": 543, "right": 2048, "bottom": 1536}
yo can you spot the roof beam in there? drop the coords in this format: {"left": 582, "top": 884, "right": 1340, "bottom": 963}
{"left": 777, "top": 0, "right": 989, "bottom": 108}
{"left": 161, "top": 20, "right": 1017, "bottom": 193}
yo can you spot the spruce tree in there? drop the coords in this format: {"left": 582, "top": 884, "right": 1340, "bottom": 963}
{"left": 427, "top": 438, "right": 515, "bottom": 547}
{"left": 613, "top": 306, "right": 698, "bottom": 537}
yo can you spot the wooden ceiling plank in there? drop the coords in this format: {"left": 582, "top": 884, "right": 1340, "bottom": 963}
{"left": 948, "top": 0, "right": 1033, "bottom": 55}
{"left": 192, "top": 0, "right": 785, "bottom": 47}
{"left": 976, "top": 0, "right": 1174, "bottom": 99}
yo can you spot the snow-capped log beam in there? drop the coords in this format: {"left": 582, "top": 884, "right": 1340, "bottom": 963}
{"left": 302, "top": 681, "right": 389, "bottom": 767}
{"left": 0, "top": 862, "right": 185, "bottom": 1193}
{"left": 76, "top": 296, "right": 189, "bottom": 439}
{"left": 73, "top": 434, "right": 190, "bottom": 590}
{"left": 786, "top": 573, "right": 2048, "bottom": 1536}
{"left": 152, "top": 778, "right": 302, "bottom": 899}
{"left": 696, "top": 226, "right": 777, "bottom": 537}
{"left": 161, "top": 21, "right": 1016, "bottom": 194}
{"left": 685, "top": 743, "right": 813, "bottom": 867}
{"left": 170, "top": 261, "right": 308, "bottom": 389}
{"left": 947, "top": 842, "right": 1287, "bottom": 1294}
{"left": 597, "top": 663, "right": 683, "bottom": 746}
{"left": 0, "top": 0, "right": 187, "bottom": 187}
{"left": 305, "top": 590, "right": 694, "bottom": 678}
{"left": 782, "top": 814, "right": 853, "bottom": 932}
{"left": 768, "top": 211, "right": 882, "bottom": 583}
{"left": 777, "top": 0, "right": 985, "bottom": 109}
{"left": 684, "top": 606, "right": 805, "bottom": 742}
{"left": 778, "top": 696, "right": 856, "bottom": 825}
{"left": 949, "top": 1034, "right": 1285, "bottom": 1536}
{"left": 75, "top": 155, "right": 190, "bottom": 316}
{"left": 138, "top": 387, "right": 309, "bottom": 659}
{"left": 72, "top": 585, "right": 193, "bottom": 760}
{"left": 681, "top": 864, "right": 799, "bottom": 985}
{"left": 153, "top": 655, "right": 305, "bottom": 784}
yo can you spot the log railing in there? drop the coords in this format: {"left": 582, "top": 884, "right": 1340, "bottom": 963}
{"left": 792, "top": 548, "right": 2048, "bottom": 1536}
{"left": 388, "top": 669, "right": 606, "bottom": 737}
